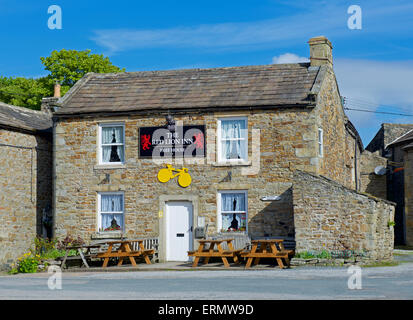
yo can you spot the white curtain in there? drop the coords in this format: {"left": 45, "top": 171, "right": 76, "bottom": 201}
{"left": 101, "top": 194, "right": 123, "bottom": 230}
{"left": 221, "top": 120, "right": 246, "bottom": 160}
{"left": 102, "top": 126, "right": 124, "bottom": 162}
{"left": 221, "top": 193, "right": 246, "bottom": 231}
{"left": 221, "top": 193, "right": 245, "bottom": 212}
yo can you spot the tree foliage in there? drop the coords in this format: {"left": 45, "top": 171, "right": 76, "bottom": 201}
{"left": 40, "top": 49, "right": 125, "bottom": 96}
{"left": 0, "top": 49, "right": 125, "bottom": 110}
{"left": 0, "top": 76, "right": 51, "bottom": 110}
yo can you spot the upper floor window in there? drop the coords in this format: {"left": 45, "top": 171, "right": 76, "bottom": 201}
{"left": 217, "top": 117, "right": 247, "bottom": 162}
{"left": 318, "top": 128, "right": 324, "bottom": 157}
{"left": 99, "top": 123, "right": 125, "bottom": 164}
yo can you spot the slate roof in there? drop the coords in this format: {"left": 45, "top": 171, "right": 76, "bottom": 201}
{"left": 0, "top": 102, "right": 52, "bottom": 133}
{"left": 387, "top": 129, "right": 413, "bottom": 147}
{"left": 55, "top": 63, "right": 321, "bottom": 116}
{"left": 403, "top": 142, "right": 413, "bottom": 150}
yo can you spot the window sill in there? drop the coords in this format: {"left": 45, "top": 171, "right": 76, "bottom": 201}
{"left": 92, "top": 232, "right": 125, "bottom": 240}
{"left": 212, "top": 161, "right": 251, "bottom": 167}
{"left": 94, "top": 164, "right": 126, "bottom": 170}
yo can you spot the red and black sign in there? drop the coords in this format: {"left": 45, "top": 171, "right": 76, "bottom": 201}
{"left": 139, "top": 125, "right": 206, "bottom": 158}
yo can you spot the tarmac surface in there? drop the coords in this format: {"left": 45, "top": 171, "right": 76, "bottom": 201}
{"left": 0, "top": 251, "right": 412, "bottom": 300}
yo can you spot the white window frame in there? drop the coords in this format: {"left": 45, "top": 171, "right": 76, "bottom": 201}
{"left": 318, "top": 128, "right": 324, "bottom": 158}
{"left": 217, "top": 116, "right": 248, "bottom": 163}
{"left": 97, "top": 191, "right": 125, "bottom": 233}
{"left": 98, "top": 122, "right": 126, "bottom": 165}
{"left": 217, "top": 190, "right": 248, "bottom": 233}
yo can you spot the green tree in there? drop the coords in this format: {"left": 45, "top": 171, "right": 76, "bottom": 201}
{"left": 0, "top": 49, "right": 125, "bottom": 110}
{"left": 0, "top": 76, "right": 51, "bottom": 110}
{"left": 40, "top": 49, "right": 125, "bottom": 96}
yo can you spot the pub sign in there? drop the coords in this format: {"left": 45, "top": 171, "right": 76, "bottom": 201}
{"left": 139, "top": 125, "right": 206, "bottom": 158}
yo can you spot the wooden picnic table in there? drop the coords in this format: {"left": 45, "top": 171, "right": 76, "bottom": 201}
{"left": 240, "top": 239, "right": 293, "bottom": 269}
{"left": 60, "top": 244, "right": 102, "bottom": 269}
{"left": 97, "top": 239, "right": 155, "bottom": 268}
{"left": 188, "top": 238, "right": 242, "bottom": 268}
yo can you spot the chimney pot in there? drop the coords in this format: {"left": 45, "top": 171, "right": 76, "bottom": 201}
{"left": 54, "top": 83, "right": 61, "bottom": 98}
{"left": 308, "top": 36, "right": 333, "bottom": 67}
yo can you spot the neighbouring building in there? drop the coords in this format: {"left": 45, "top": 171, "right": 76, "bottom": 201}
{"left": 385, "top": 129, "right": 413, "bottom": 246}
{"left": 0, "top": 102, "right": 52, "bottom": 269}
{"left": 367, "top": 124, "right": 413, "bottom": 245}
{"left": 47, "top": 36, "right": 394, "bottom": 262}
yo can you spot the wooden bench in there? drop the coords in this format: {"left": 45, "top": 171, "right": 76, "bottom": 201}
{"left": 188, "top": 239, "right": 242, "bottom": 268}
{"left": 241, "top": 239, "right": 291, "bottom": 269}
{"left": 59, "top": 244, "right": 102, "bottom": 269}
{"left": 97, "top": 240, "right": 155, "bottom": 268}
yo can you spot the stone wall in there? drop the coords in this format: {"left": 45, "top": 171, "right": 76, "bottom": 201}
{"left": 313, "top": 67, "right": 360, "bottom": 190}
{"left": 360, "top": 150, "right": 387, "bottom": 199}
{"left": 366, "top": 123, "right": 413, "bottom": 155}
{"left": 54, "top": 110, "right": 317, "bottom": 245}
{"left": 0, "top": 128, "right": 52, "bottom": 269}
{"left": 293, "top": 170, "right": 395, "bottom": 261}
{"left": 404, "top": 147, "right": 413, "bottom": 246}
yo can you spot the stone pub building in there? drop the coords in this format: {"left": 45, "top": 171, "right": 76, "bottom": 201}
{"left": 49, "top": 37, "right": 394, "bottom": 263}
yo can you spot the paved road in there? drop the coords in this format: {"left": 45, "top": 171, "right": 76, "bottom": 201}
{"left": 1, "top": 261, "right": 413, "bottom": 300}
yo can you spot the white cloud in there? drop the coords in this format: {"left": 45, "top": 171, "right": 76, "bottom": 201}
{"left": 334, "top": 59, "right": 413, "bottom": 114}
{"left": 334, "top": 59, "right": 413, "bottom": 143}
{"left": 272, "top": 53, "right": 309, "bottom": 64}
{"left": 91, "top": 1, "right": 413, "bottom": 55}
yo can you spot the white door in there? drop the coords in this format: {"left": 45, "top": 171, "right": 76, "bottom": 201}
{"left": 166, "top": 201, "right": 193, "bottom": 261}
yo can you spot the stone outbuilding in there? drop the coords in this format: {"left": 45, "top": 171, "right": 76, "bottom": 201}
{"left": 0, "top": 102, "right": 52, "bottom": 269}
{"left": 47, "top": 36, "right": 394, "bottom": 262}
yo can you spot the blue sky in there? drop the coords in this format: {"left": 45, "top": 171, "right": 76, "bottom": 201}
{"left": 1, "top": 0, "right": 413, "bottom": 145}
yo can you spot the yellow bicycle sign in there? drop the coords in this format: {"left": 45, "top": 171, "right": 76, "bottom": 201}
{"left": 157, "top": 164, "right": 192, "bottom": 188}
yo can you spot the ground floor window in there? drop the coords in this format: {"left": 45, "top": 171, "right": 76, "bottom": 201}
{"left": 98, "top": 192, "right": 124, "bottom": 232}
{"left": 218, "top": 190, "right": 247, "bottom": 232}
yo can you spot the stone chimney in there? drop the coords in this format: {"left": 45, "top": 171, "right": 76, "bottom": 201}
{"left": 54, "top": 83, "right": 61, "bottom": 98}
{"left": 41, "top": 97, "right": 58, "bottom": 114}
{"left": 308, "top": 36, "right": 333, "bottom": 68}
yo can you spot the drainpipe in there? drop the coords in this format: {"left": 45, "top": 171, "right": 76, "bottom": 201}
{"left": 354, "top": 139, "right": 358, "bottom": 191}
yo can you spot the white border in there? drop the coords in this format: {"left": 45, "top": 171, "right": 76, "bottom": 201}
{"left": 97, "top": 191, "right": 125, "bottom": 233}
{"left": 318, "top": 128, "right": 324, "bottom": 158}
{"left": 217, "top": 116, "right": 248, "bottom": 163}
{"left": 217, "top": 189, "right": 248, "bottom": 233}
{"left": 97, "top": 122, "right": 126, "bottom": 165}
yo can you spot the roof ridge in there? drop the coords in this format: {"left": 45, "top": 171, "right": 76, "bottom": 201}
{"left": 386, "top": 128, "right": 413, "bottom": 148}
{"left": 88, "top": 62, "right": 311, "bottom": 78}
{"left": 0, "top": 101, "right": 50, "bottom": 117}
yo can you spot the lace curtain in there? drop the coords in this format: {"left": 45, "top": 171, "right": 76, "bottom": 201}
{"left": 100, "top": 194, "right": 123, "bottom": 231}
{"left": 221, "top": 119, "right": 246, "bottom": 160}
{"left": 101, "top": 126, "right": 124, "bottom": 162}
{"left": 221, "top": 193, "right": 246, "bottom": 231}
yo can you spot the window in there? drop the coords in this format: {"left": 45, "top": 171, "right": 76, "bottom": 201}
{"left": 218, "top": 191, "right": 247, "bottom": 233}
{"left": 217, "top": 117, "right": 247, "bottom": 162}
{"left": 318, "top": 128, "right": 323, "bottom": 157}
{"left": 99, "top": 123, "right": 125, "bottom": 164}
{"left": 98, "top": 192, "right": 124, "bottom": 232}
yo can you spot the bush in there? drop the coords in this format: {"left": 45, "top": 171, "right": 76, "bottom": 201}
{"left": 15, "top": 252, "right": 40, "bottom": 273}
{"left": 9, "top": 235, "right": 85, "bottom": 274}
{"left": 295, "top": 250, "right": 332, "bottom": 259}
